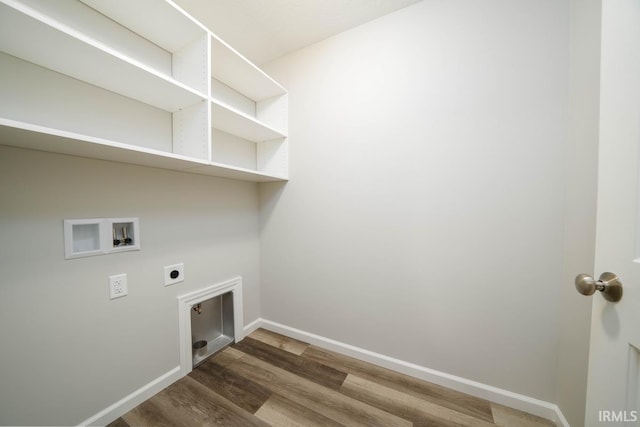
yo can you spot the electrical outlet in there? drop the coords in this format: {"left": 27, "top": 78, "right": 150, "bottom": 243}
{"left": 164, "top": 263, "right": 184, "bottom": 286}
{"left": 109, "top": 273, "right": 128, "bottom": 299}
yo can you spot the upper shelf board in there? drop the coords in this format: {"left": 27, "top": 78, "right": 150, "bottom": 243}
{"left": 0, "top": 0, "right": 206, "bottom": 112}
{"left": 187, "top": 161, "right": 288, "bottom": 182}
{"left": 211, "top": 35, "right": 287, "bottom": 102}
{"left": 79, "top": 0, "right": 206, "bottom": 53}
{"left": 211, "top": 100, "right": 287, "bottom": 143}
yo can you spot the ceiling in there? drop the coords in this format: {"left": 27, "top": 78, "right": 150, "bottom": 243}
{"left": 173, "top": 0, "right": 422, "bottom": 65}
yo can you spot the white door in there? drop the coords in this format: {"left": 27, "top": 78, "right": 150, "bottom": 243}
{"left": 584, "top": 0, "right": 640, "bottom": 425}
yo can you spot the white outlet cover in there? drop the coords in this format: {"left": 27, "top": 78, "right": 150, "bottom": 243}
{"left": 109, "top": 273, "right": 128, "bottom": 299}
{"left": 164, "top": 263, "right": 184, "bottom": 286}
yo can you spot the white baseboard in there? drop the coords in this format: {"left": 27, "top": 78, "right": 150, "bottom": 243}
{"left": 77, "top": 366, "right": 181, "bottom": 426}
{"left": 243, "top": 318, "right": 262, "bottom": 336}
{"left": 81, "top": 318, "right": 570, "bottom": 426}
{"left": 554, "top": 407, "right": 570, "bottom": 427}
{"left": 248, "top": 318, "right": 570, "bottom": 427}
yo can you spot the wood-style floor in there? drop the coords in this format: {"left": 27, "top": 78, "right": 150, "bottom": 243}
{"left": 108, "top": 329, "right": 556, "bottom": 427}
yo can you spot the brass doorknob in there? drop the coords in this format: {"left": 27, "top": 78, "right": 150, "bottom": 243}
{"left": 575, "top": 272, "right": 623, "bottom": 302}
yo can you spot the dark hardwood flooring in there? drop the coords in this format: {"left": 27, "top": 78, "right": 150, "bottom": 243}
{"left": 108, "top": 329, "right": 556, "bottom": 427}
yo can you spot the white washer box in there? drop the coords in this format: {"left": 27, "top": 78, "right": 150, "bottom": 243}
{"left": 63, "top": 217, "right": 140, "bottom": 259}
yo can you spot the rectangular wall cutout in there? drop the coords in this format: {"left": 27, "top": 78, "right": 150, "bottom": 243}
{"left": 72, "top": 223, "right": 100, "bottom": 253}
{"left": 64, "top": 219, "right": 103, "bottom": 258}
{"left": 177, "top": 277, "right": 244, "bottom": 376}
{"left": 111, "top": 219, "right": 139, "bottom": 252}
{"left": 190, "top": 292, "right": 235, "bottom": 367}
{"left": 64, "top": 217, "right": 140, "bottom": 259}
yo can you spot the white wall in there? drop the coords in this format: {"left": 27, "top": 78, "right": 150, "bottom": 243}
{"left": 0, "top": 146, "right": 260, "bottom": 426}
{"left": 555, "top": 1, "right": 601, "bottom": 425}
{"left": 260, "top": 0, "right": 570, "bottom": 403}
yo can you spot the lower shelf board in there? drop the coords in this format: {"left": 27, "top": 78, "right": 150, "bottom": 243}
{"left": 0, "top": 119, "right": 288, "bottom": 182}
{"left": 192, "top": 334, "right": 234, "bottom": 368}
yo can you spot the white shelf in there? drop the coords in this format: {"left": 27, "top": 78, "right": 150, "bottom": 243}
{"left": 0, "top": 119, "right": 207, "bottom": 169}
{"left": 211, "top": 34, "right": 287, "bottom": 101}
{"left": 0, "top": 119, "right": 287, "bottom": 182}
{"left": 211, "top": 100, "right": 286, "bottom": 143}
{"left": 0, "top": 0, "right": 205, "bottom": 112}
{"left": 0, "top": 0, "right": 289, "bottom": 183}
{"left": 80, "top": 0, "right": 206, "bottom": 53}
{"left": 190, "top": 161, "right": 288, "bottom": 183}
